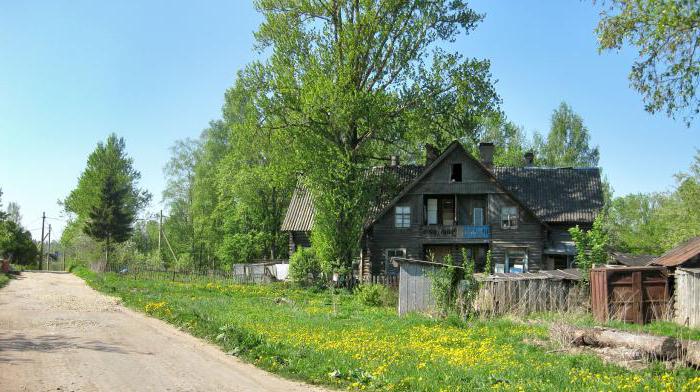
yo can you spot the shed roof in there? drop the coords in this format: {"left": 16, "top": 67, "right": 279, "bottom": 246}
{"left": 492, "top": 167, "right": 604, "bottom": 223}
{"left": 281, "top": 164, "right": 424, "bottom": 232}
{"left": 611, "top": 252, "right": 656, "bottom": 267}
{"left": 653, "top": 236, "right": 700, "bottom": 267}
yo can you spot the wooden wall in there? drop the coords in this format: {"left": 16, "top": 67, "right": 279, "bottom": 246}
{"left": 675, "top": 268, "right": 700, "bottom": 328}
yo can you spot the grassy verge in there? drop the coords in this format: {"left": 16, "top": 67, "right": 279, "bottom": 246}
{"left": 528, "top": 312, "right": 700, "bottom": 341}
{"left": 0, "top": 273, "right": 9, "bottom": 289}
{"left": 74, "top": 266, "right": 700, "bottom": 391}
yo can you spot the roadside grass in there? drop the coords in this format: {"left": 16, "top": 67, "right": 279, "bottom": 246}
{"left": 74, "top": 267, "right": 700, "bottom": 391}
{"left": 0, "top": 273, "right": 9, "bottom": 289}
{"left": 527, "top": 311, "right": 700, "bottom": 341}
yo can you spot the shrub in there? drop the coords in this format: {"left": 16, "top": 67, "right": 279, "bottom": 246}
{"left": 289, "top": 247, "right": 321, "bottom": 285}
{"left": 354, "top": 283, "right": 396, "bottom": 307}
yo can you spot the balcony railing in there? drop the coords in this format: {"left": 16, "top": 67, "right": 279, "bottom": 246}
{"left": 420, "top": 225, "right": 491, "bottom": 239}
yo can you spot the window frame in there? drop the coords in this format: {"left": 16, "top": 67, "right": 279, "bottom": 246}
{"left": 505, "top": 248, "right": 528, "bottom": 273}
{"left": 450, "top": 163, "right": 463, "bottom": 182}
{"left": 385, "top": 248, "right": 407, "bottom": 275}
{"left": 500, "top": 206, "right": 518, "bottom": 229}
{"left": 394, "top": 206, "right": 411, "bottom": 228}
{"left": 426, "top": 198, "right": 438, "bottom": 225}
{"left": 473, "top": 207, "right": 484, "bottom": 226}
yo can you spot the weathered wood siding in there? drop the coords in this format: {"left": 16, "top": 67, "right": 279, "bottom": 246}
{"left": 675, "top": 268, "right": 700, "bottom": 328}
{"left": 398, "top": 261, "right": 437, "bottom": 315}
{"left": 366, "top": 147, "right": 547, "bottom": 276}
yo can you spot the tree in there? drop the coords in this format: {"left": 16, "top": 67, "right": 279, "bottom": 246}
{"left": 596, "top": 0, "right": 700, "bottom": 125}
{"left": 0, "top": 220, "right": 38, "bottom": 264}
{"left": 606, "top": 193, "right": 666, "bottom": 255}
{"left": 83, "top": 172, "right": 135, "bottom": 264}
{"left": 481, "top": 115, "right": 531, "bottom": 166}
{"left": 252, "top": 0, "right": 499, "bottom": 275}
{"left": 162, "top": 138, "right": 201, "bottom": 266}
{"left": 63, "top": 134, "right": 150, "bottom": 264}
{"left": 6, "top": 202, "right": 22, "bottom": 226}
{"left": 570, "top": 215, "right": 609, "bottom": 283}
{"left": 535, "top": 102, "right": 600, "bottom": 167}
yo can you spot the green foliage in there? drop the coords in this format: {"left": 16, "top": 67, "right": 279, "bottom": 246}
{"left": 484, "top": 249, "right": 492, "bottom": 274}
{"left": 605, "top": 150, "right": 700, "bottom": 255}
{"left": 596, "top": 0, "right": 700, "bottom": 125}
{"left": 534, "top": 102, "right": 600, "bottom": 167}
{"left": 354, "top": 284, "right": 396, "bottom": 307}
{"left": 0, "top": 219, "right": 38, "bottom": 264}
{"left": 458, "top": 248, "right": 480, "bottom": 317}
{"left": 428, "top": 254, "right": 460, "bottom": 316}
{"left": 62, "top": 134, "right": 150, "bottom": 264}
{"left": 570, "top": 215, "right": 610, "bottom": 283}
{"left": 251, "top": 0, "right": 499, "bottom": 275}
{"left": 289, "top": 247, "right": 321, "bottom": 285}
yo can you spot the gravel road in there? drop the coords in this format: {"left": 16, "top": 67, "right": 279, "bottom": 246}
{"left": 0, "top": 272, "right": 326, "bottom": 392}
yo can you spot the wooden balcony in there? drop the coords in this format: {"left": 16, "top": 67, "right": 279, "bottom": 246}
{"left": 420, "top": 225, "right": 491, "bottom": 239}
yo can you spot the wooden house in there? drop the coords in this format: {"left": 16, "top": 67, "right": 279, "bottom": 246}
{"left": 281, "top": 141, "right": 604, "bottom": 279}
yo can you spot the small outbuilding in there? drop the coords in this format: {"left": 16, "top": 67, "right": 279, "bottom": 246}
{"left": 611, "top": 252, "right": 655, "bottom": 267}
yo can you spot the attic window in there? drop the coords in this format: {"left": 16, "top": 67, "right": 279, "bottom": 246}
{"left": 450, "top": 163, "right": 462, "bottom": 182}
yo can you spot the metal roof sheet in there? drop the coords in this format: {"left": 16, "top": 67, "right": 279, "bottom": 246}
{"left": 653, "top": 236, "right": 700, "bottom": 267}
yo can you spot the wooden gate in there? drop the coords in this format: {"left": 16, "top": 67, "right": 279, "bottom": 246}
{"left": 590, "top": 266, "right": 670, "bottom": 324}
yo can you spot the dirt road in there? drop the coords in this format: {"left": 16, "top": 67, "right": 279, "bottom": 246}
{"left": 0, "top": 272, "right": 326, "bottom": 392}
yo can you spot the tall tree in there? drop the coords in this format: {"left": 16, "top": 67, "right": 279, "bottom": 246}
{"left": 63, "top": 134, "right": 150, "bottom": 264}
{"left": 162, "top": 138, "right": 201, "bottom": 266}
{"left": 83, "top": 172, "right": 135, "bottom": 263}
{"left": 535, "top": 102, "right": 600, "bottom": 167}
{"left": 481, "top": 115, "right": 531, "bottom": 167}
{"left": 6, "top": 202, "right": 22, "bottom": 226}
{"left": 596, "top": 0, "right": 700, "bottom": 125}
{"left": 252, "top": 0, "right": 499, "bottom": 273}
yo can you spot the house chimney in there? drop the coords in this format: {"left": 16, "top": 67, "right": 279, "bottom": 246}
{"left": 478, "top": 142, "right": 494, "bottom": 169}
{"left": 524, "top": 151, "right": 535, "bottom": 167}
{"left": 390, "top": 155, "right": 399, "bottom": 166}
{"left": 425, "top": 144, "right": 440, "bottom": 166}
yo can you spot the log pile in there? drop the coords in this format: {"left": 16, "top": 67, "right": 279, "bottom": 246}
{"left": 551, "top": 324, "right": 700, "bottom": 368}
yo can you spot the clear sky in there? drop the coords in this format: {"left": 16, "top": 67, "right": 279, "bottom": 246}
{"left": 1, "top": 1, "right": 698, "bottom": 240}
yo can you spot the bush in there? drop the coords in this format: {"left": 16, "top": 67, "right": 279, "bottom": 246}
{"left": 354, "top": 284, "right": 396, "bottom": 307}
{"left": 289, "top": 247, "right": 321, "bottom": 285}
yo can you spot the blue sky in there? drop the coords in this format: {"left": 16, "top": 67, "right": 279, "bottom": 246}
{"left": 0, "top": 1, "right": 697, "bottom": 238}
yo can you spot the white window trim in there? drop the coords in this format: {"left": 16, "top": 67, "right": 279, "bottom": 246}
{"left": 426, "top": 198, "right": 438, "bottom": 225}
{"left": 395, "top": 206, "right": 411, "bottom": 228}
{"left": 505, "top": 248, "right": 528, "bottom": 273}
{"left": 385, "top": 248, "right": 407, "bottom": 273}
{"left": 501, "top": 206, "right": 518, "bottom": 229}
{"left": 473, "top": 207, "right": 484, "bottom": 226}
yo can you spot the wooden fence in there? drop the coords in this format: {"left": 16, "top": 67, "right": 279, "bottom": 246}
{"left": 395, "top": 257, "right": 585, "bottom": 316}
{"left": 675, "top": 268, "right": 700, "bottom": 328}
{"left": 89, "top": 261, "right": 287, "bottom": 284}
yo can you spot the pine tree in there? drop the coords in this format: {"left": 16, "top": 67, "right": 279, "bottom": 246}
{"left": 83, "top": 169, "right": 135, "bottom": 265}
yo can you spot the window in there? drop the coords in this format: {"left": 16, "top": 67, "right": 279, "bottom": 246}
{"left": 501, "top": 206, "right": 518, "bottom": 229}
{"left": 426, "top": 199, "right": 438, "bottom": 225}
{"left": 395, "top": 206, "right": 411, "bottom": 228}
{"left": 505, "top": 249, "right": 528, "bottom": 273}
{"left": 385, "top": 248, "right": 406, "bottom": 275}
{"left": 450, "top": 163, "right": 462, "bottom": 182}
{"left": 473, "top": 207, "right": 484, "bottom": 226}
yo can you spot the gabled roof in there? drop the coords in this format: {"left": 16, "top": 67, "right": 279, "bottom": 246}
{"left": 653, "top": 236, "right": 700, "bottom": 267}
{"left": 281, "top": 164, "right": 424, "bottom": 232}
{"left": 492, "top": 167, "right": 604, "bottom": 223}
{"left": 281, "top": 141, "right": 605, "bottom": 232}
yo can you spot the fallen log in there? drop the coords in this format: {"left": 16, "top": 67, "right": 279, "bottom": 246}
{"left": 552, "top": 325, "right": 681, "bottom": 360}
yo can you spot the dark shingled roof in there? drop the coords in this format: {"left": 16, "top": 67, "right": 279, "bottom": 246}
{"left": 492, "top": 167, "right": 603, "bottom": 223}
{"left": 281, "top": 164, "right": 424, "bottom": 232}
{"left": 612, "top": 252, "right": 656, "bottom": 267}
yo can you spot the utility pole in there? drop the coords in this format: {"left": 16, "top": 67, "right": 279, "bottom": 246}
{"left": 46, "top": 224, "right": 52, "bottom": 270}
{"left": 39, "top": 212, "right": 45, "bottom": 269}
{"left": 158, "top": 210, "right": 163, "bottom": 263}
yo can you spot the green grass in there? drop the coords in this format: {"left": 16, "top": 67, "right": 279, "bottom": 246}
{"left": 0, "top": 273, "right": 9, "bottom": 289}
{"left": 73, "top": 266, "right": 700, "bottom": 391}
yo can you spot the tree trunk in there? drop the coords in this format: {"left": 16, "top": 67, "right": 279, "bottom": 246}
{"left": 554, "top": 325, "right": 681, "bottom": 359}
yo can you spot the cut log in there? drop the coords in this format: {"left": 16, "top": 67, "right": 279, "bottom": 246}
{"left": 552, "top": 325, "right": 681, "bottom": 360}
{"left": 683, "top": 340, "right": 700, "bottom": 367}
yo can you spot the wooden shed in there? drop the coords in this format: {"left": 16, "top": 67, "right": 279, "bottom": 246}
{"left": 590, "top": 266, "right": 670, "bottom": 324}
{"left": 674, "top": 268, "right": 700, "bottom": 328}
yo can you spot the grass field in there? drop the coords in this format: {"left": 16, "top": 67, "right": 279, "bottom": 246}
{"left": 0, "top": 273, "right": 9, "bottom": 289}
{"left": 74, "top": 267, "right": 700, "bottom": 391}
